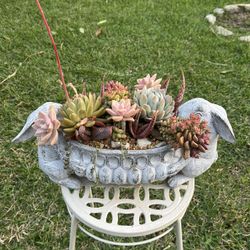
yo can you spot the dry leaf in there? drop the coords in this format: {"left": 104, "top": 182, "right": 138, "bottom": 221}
{"left": 97, "top": 20, "right": 107, "bottom": 25}
{"left": 79, "top": 27, "right": 85, "bottom": 34}
{"left": 95, "top": 28, "right": 102, "bottom": 37}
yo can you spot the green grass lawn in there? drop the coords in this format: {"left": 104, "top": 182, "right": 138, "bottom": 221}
{"left": 0, "top": 0, "right": 249, "bottom": 249}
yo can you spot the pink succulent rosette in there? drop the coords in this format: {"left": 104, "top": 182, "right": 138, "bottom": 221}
{"left": 106, "top": 99, "right": 139, "bottom": 122}
{"left": 135, "top": 74, "right": 162, "bottom": 90}
{"left": 32, "top": 106, "right": 61, "bottom": 145}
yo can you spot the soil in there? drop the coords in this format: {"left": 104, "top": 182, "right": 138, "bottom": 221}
{"left": 85, "top": 137, "right": 163, "bottom": 150}
{"left": 217, "top": 10, "right": 250, "bottom": 31}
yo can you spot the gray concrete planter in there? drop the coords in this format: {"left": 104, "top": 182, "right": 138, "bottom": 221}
{"left": 13, "top": 98, "right": 235, "bottom": 188}
{"left": 68, "top": 141, "right": 174, "bottom": 185}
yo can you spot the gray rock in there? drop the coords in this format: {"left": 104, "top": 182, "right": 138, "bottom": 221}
{"left": 123, "top": 142, "right": 130, "bottom": 149}
{"left": 205, "top": 14, "right": 216, "bottom": 25}
{"left": 224, "top": 4, "right": 239, "bottom": 13}
{"left": 111, "top": 141, "right": 121, "bottom": 149}
{"left": 213, "top": 8, "right": 224, "bottom": 15}
{"left": 239, "top": 4, "right": 250, "bottom": 11}
{"left": 214, "top": 26, "right": 233, "bottom": 36}
{"left": 239, "top": 35, "right": 250, "bottom": 42}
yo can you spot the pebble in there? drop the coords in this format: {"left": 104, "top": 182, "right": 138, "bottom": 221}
{"left": 111, "top": 141, "right": 130, "bottom": 150}
{"left": 123, "top": 143, "right": 130, "bottom": 150}
{"left": 205, "top": 14, "right": 216, "bottom": 25}
{"left": 239, "top": 35, "right": 250, "bottom": 42}
{"left": 214, "top": 26, "right": 233, "bottom": 36}
{"left": 213, "top": 8, "right": 224, "bottom": 15}
{"left": 137, "top": 138, "right": 152, "bottom": 148}
{"left": 111, "top": 141, "right": 121, "bottom": 149}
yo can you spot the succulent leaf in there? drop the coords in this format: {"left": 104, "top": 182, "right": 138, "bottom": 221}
{"left": 61, "top": 118, "right": 75, "bottom": 127}
{"left": 69, "top": 113, "right": 81, "bottom": 123}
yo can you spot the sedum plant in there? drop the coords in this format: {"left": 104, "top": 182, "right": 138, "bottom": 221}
{"left": 112, "top": 127, "right": 127, "bottom": 142}
{"left": 159, "top": 114, "right": 210, "bottom": 159}
{"left": 103, "top": 81, "right": 129, "bottom": 102}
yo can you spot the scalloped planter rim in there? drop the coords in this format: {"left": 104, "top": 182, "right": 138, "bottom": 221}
{"left": 68, "top": 141, "right": 175, "bottom": 185}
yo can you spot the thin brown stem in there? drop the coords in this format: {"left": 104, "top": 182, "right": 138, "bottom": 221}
{"left": 174, "top": 70, "right": 186, "bottom": 114}
{"left": 35, "top": 0, "right": 70, "bottom": 101}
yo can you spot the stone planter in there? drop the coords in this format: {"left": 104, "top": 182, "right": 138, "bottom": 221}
{"left": 68, "top": 141, "right": 176, "bottom": 185}
{"left": 13, "top": 98, "right": 235, "bottom": 188}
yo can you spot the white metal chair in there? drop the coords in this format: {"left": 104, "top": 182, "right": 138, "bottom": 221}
{"left": 61, "top": 179, "right": 194, "bottom": 250}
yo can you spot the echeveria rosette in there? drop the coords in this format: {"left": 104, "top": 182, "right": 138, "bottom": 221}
{"left": 134, "top": 87, "right": 175, "bottom": 121}
{"left": 60, "top": 93, "right": 105, "bottom": 135}
{"left": 135, "top": 74, "right": 162, "bottom": 90}
{"left": 32, "top": 105, "right": 61, "bottom": 145}
{"left": 106, "top": 99, "right": 139, "bottom": 122}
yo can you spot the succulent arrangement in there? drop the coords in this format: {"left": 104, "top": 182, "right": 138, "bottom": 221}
{"left": 30, "top": 0, "right": 211, "bottom": 160}
{"left": 32, "top": 68, "right": 211, "bottom": 159}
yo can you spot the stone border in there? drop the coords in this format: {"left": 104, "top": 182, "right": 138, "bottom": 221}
{"left": 205, "top": 4, "right": 250, "bottom": 42}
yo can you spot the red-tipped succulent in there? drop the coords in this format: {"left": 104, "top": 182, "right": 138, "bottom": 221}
{"left": 159, "top": 113, "right": 210, "bottom": 159}
{"left": 103, "top": 81, "right": 129, "bottom": 102}
{"left": 129, "top": 110, "right": 158, "bottom": 139}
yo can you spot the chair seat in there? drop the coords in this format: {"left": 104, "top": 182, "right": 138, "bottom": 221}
{"left": 61, "top": 179, "right": 194, "bottom": 238}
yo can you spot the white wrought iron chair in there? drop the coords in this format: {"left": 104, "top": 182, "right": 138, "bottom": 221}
{"left": 61, "top": 179, "right": 194, "bottom": 250}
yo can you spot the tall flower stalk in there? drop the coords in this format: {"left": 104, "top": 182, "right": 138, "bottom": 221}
{"left": 35, "top": 0, "right": 70, "bottom": 101}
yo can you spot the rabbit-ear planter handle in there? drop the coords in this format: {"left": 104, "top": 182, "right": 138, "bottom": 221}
{"left": 12, "top": 98, "right": 235, "bottom": 189}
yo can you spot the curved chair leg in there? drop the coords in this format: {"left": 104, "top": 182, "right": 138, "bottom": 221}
{"left": 69, "top": 215, "right": 78, "bottom": 250}
{"left": 175, "top": 219, "right": 183, "bottom": 250}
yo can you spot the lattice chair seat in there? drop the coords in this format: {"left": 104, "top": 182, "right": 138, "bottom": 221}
{"left": 61, "top": 179, "right": 194, "bottom": 249}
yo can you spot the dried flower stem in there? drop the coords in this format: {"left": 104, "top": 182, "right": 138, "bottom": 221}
{"left": 82, "top": 81, "right": 87, "bottom": 95}
{"left": 161, "top": 78, "right": 170, "bottom": 91}
{"left": 174, "top": 70, "right": 186, "bottom": 114}
{"left": 68, "top": 83, "right": 78, "bottom": 96}
{"left": 35, "top": 0, "right": 70, "bottom": 101}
